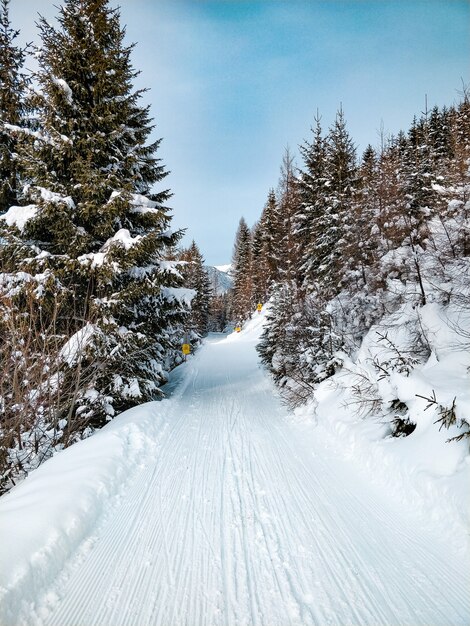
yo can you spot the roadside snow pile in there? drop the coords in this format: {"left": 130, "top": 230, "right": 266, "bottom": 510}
{"left": 0, "top": 402, "right": 166, "bottom": 626}
{"left": 226, "top": 306, "right": 268, "bottom": 342}
{"left": 292, "top": 300, "right": 470, "bottom": 555}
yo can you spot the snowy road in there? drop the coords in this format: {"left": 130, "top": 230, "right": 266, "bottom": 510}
{"left": 11, "top": 318, "right": 470, "bottom": 625}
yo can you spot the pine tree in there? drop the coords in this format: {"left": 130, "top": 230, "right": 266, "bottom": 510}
{"left": 257, "top": 282, "right": 296, "bottom": 384}
{"left": 251, "top": 219, "right": 270, "bottom": 304}
{"left": 0, "top": 0, "right": 29, "bottom": 213}
{"left": 0, "top": 0, "right": 187, "bottom": 428}
{"left": 276, "top": 147, "right": 302, "bottom": 285}
{"left": 230, "top": 217, "right": 254, "bottom": 322}
{"left": 296, "top": 114, "right": 328, "bottom": 290}
{"left": 429, "top": 105, "right": 454, "bottom": 167}
{"left": 208, "top": 291, "right": 230, "bottom": 332}
{"left": 179, "top": 241, "right": 212, "bottom": 338}
{"left": 318, "top": 106, "right": 357, "bottom": 296}
{"left": 257, "top": 281, "right": 339, "bottom": 407}
{"left": 345, "top": 144, "right": 381, "bottom": 287}
{"left": 259, "top": 188, "right": 282, "bottom": 288}
{"left": 403, "top": 113, "right": 436, "bottom": 230}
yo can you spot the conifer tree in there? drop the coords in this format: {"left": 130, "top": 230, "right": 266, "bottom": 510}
{"left": 0, "top": 0, "right": 187, "bottom": 427}
{"left": 319, "top": 107, "right": 357, "bottom": 296}
{"left": 208, "top": 291, "right": 230, "bottom": 332}
{"left": 255, "top": 94, "right": 470, "bottom": 424}
{"left": 230, "top": 217, "right": 253, "bottom": 322}
{"left": 296, "top": 114, "right": 328, "bottom": 290}
{"left": 403, "top": 114, "right": 436, "bottom": 230}
{"left": 438, "top": 92, "right": 470, "bottom": 257}
{"left": 251, "top": 220, "right": 270, "bottom": 304}
{"left": 345, "top": 144, "right": 381, "bottom": 287}
{"left": 259, "top": 188, "right": 282, "bottom": 287}
{"left": 257, "top": 281, "right": 297, "bottom": 384}
{"left": 179, "top": 241, "right": 212, "bottom": 338}
{"left": 276, "top": 148, "right": 302, "bottom": 285}
{"left": 0, "top": 0, "right": 28, "bottom": 213}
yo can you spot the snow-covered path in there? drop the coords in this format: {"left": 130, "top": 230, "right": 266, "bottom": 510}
{"left": 4, "top": 317, "right": 470, "bottom": 626}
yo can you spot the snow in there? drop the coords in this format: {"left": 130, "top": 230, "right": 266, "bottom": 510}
{"left": 108, "top": 191, "right": 160, "bottom": 215}
{"left": 0, "top": 404, "right": 164, "bottom": 626}
{"left": 291, "top": 300, "right": 470, "bottom": 556}
{"left": 77, "top": 229, "right": 142, "bottom": 268}
{"left": 76, "top": 251, "right": 106, "bottom": 269}
{"left": 60, "top": 324, "right": 96, "bottom": 366}
{"left": 51, "top": 77, "right": 73, "bottom": 105}
{"left": 158, "top": 260, "right": 183, "bottom": 278}
{"left": 0, "top": 309, "right": 468, "bottom": 626}
{"left": 3, "top": 124, "right": 72, "bottom": 147}
{"left": 102, "top": 228, "right": 142, "bottom": 251}
{"left": 160, "top": 286, "right": 196, "bottom": 307}
{"left": 129, "top": 193, "right": 158, "bottom": 213}
{"left": 206, "top": 265, "right": 234, "bottom": 294}
{"left": 214, "top": 263, "right": 232, "bottom": 274}
{"left": 35, "top": 187, "right": 75, "bottom": 209}
{"left": 0, "top": 205, "right": 38, "bottom": 231}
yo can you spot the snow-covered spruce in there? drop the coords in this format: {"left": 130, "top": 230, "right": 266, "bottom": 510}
{"left": 0, "top": 0, "right": 193, "bottom": 493}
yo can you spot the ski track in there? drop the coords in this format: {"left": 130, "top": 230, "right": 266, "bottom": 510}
{"left": 29, "top": 332, "right": 470, "bottom": 626}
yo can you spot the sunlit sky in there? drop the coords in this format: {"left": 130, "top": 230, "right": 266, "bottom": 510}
{"left": 10, "top": 0, "right": 470, "bottom": 265}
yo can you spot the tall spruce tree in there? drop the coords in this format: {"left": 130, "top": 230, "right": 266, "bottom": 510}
{"left": 179, "top": 241, "right": 212, "bottom": 338}
{"left": 230, "top": 217, "right": 254, "bottom": 322}
{"left": 316, "top": 107, "right": 357, "bottom": 296}
{"left": 0, "top": 0, "right": 28, "bottom": 213}
{"left": 345, "top": 144, "right": 381, "bottom": 287}
{"left": 296, "top": 114, "right": 328, "bottom": 291}
{"left": 259, "top": 188, "right": 282, "bottom": 288}
{"left": 276, "top": 148, "right": 302, "bottom": 285}
{"left": 0, "top": 0, "right": 187, "bottom": 427}
{"left": 251, "top": 219, "right": 270, "bottom": 304}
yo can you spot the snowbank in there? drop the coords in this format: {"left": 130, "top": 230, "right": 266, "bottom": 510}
{"left": 0, "top": 402, "right": 168, "bottom": 626}
{"left": 290, "top": 301, "right": 470, "bottom": 556}
{"left": 225, "top": 306, "right": 268, "bottom": 343}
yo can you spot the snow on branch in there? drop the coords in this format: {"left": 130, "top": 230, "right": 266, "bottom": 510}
{"left": 0, "top": 205, "right": 38, "bottom": 231}
{"left": 51, "top": 76, "right": 73, "bottom": 105}
{"left": 161, "top": 287, "right": 196, "bottom": 307}
{"left": 25, "top": 186, "right": 76, "bottom": 209}
{"left": 102, "top": 228, "right": 142, "bottom": 251}
{"left": 3, "top": 123, "right": 72, "bottom": 146}
{"left": 60, "top": 323, "right": 97, "bottom": 366}
{"left": 108, "top": 191, "right": 161, "bottom": 215}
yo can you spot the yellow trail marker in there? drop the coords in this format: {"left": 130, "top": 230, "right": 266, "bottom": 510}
{"left": 257, "top": 303, "right": 262, "bottom": 312}
{"left": 182, "top": 343, "right": 190, "bottom": 355}
{"left": 235, "top": 327, "right": 241, "bottom": 333}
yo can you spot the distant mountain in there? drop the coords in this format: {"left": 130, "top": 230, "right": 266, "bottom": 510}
{"left": 206, "top": 264, "right": 233, "bottom": 295}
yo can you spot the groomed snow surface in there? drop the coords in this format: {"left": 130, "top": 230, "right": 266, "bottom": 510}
{"left": 1, "top": 312, "right": 469, "bottom": 626}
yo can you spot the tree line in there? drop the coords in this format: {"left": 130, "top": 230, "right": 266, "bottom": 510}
{"left": 230, "top": 92, "right": 470, "bottom": 437}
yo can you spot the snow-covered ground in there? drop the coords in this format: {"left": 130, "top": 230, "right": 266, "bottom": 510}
{"left": 289, "top": 300, "right": 470, "bottom": 557}
{"left": 1, "top": 312, "right": 469, "bottom": 626}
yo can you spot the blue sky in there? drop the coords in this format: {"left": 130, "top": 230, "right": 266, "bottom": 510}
{"left": 10, "top": 0, "right": 470, "bottom": 265}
